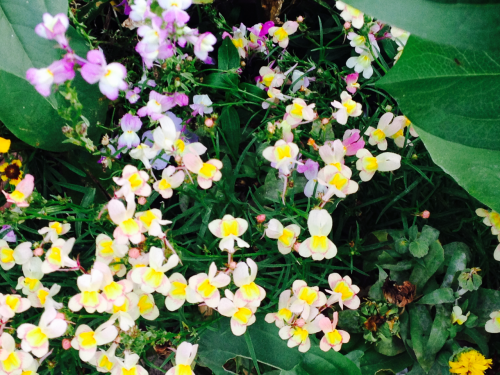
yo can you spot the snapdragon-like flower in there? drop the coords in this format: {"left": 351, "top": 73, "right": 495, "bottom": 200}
{"left": 138, "top": 91, "right": 174, "bottom": 120}
{"left": 265, "top": 290, "right": 294, "bottom": 328}
{"left": 347, "top": 32, "right": 369, "bottom": 53}
{"left": 485, "top": 310, "right": 500, "bottom": 333}
{"left": 365, "top": 113, "right": 403, "bottom": 151}
{"left": 81, "top": 49, "right": 128, "bottom": 101}
{"left": 2, "top": 174, "right": 35, "bottom": 207}
{"left": 34, "top": 13, "right": 69, "bottom": 48}
{"left": 153, "top": 165, "right": 185, "bottom": 199}
{"left": 326, "top": 273, "right": 360, "bottom": 309}
{"left": 317, "top": 165, "right": 358, "bottom": 200}
{"left": 136, "top": 16, "right": 173, "bottom": 68}
{"left": 0, "top": 294, "right": 31, "bottom": 319}
{"left": 17, "top": 305, "right": 68, "bottom": 358}
{"left": 130, "top": 143, "right": 159, "bottom": 170}
{"left": 161, "top": 0, "right": 191, "bottom": 26}
{"left": 476, "top": 208, "right": 500, "bottom": 235}
{"left": 208, "top": 215, "right": 249, "bottom": 253}
{"left": 0, "top": 240, "right": 32, "bottom": 271}
{"left": 451, "top": 306, "right": 470, "bottom": 325}
{"left": 26, "top": 58, "right": 75, "bottom": 97}
{"left": 248, "top": 21, "right": 273, "bottom": 52}
{"left": 186, "top": 262, "right": 230, "bottom": 308}
{"left": 91, "top": 343, "right": 118, "bottom": 373}
{"left": 319, "top": 139, "right": 345, "bottom": 171}
{"left": 262, "top": 88, "right": 291, "bottom": 109}
{"left": 335, "top": 1, "right": 364, "bottom": 29}
{"left": 134, "top": 290, "right": 160, "bottom": 320}
{"left": 118, "top": 114, "right": 142, "bottom": 150}
{"left": 108, "top": 197, "right": 143, "bottom": 244}
{"left": 95, "top": 234, "right": 128, "bottom": 264}
{"left": 331, "top": 91, "right": 362, "bottom": 125}
{"left": 129, "top": 0, "right": 150, "bottom": 21}
{"left": 299, "top": 209, "right": 337, "bottom": 261}
{"left": 233, "top": 259, "right": 266, "bottom": 307}
{"left": 291, "top": 70, "right": 315, "bottom": 93}
{"left": 38, "top": 221, "right": 71, "bottom": 243}
{"left": 109, "top": 292, "right": 140, "bottom": 331}
{"left": 165, "top": 342, "right": 198, "bottom": 375}
{"left": 285, "top": 98, "right": 316, "bottom": 125}
{"left": 16, "top": 257, "right": 44, "bottom": 294}
{"left": 165, "top": 273, "right": 188, "bottom": 311}
{"left": 268, "top": 21, "right": 299, "bottom": 48}
{"left": 153, "top": 116, "right": 181, "bottom": 153}
{"left": 131, "top": 247, "right": 179, "bottom": 295}
{"left": 224, "top": 23, "right": 249, "bottom": 58}
{"left": 356, "top": 149, "right": 401, "bottom": 182}
{"left": 111, "top": 352, "right": 148, "bottom": 375}
{"left": 345, "top": 73, "right": 360, "bottom": 94}
{"left": 28, "top": 284, "right": 62, "bottom": 309}
{"left": 319, "top": 312, "right": 350, "bottom": 352}
{"left": 346, "top": 51, "right": 374, "bottom": 79}
{"left": 126, "top": 86, "right": 141, "bottom": 103}
{"left": 391, "top": 27, "right": 410, "bottom": 47}
{"left": 257, "top": 66, "right": 285, "bottom": 89}
{"left": 265, "top": 219, "right": 300, "bottom": 254}
{"left": 219, "top": 290, "right": 257, "bottom": 336}
{"left": 95, "top": 262, "right": 133, "bottom": 307}
{"left": 0, "top": 332, "right": 34, "bottom": 374}
{"left": 190, "top": 94, "right": 213, "bottom": 116}
{"left": 297, "top": 160, "right": 328, "bottom": 199}
{"left": 69, "top": 268, "right": 108, "bottom": 313}
{"left": 194, "top": 32, "right": 217, "bottom": 62}
{"left": 279, "top": 307, "right": 325, "bottom": 352}
{"left": 41, "top": 238, "right": 77, "bottom": 273}
{"left": 71, "top": 322, "right": 118, "bottom": 362}
{"left": 184, "top": 154, "right": 223, "bottom": 189}
{"left": 113, "top": 165, "right": 151, "bottom": 199}
{"left": 342, "top": 129, "right": 365, "bottom": 156}
{"left": 262, "top": 140, "right": 300, "bottom": 176}
{"left": 135, "top": 209, "right": 171, "bottom": 237}
{"left": 290, "top": 280, "right": 327, "bottom": 319}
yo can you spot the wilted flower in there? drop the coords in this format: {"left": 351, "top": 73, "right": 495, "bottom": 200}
{"left": 356, "top": 149, "right": 401, "bottom": 182}
{"left": 381, "top": 278, "right": 416, "bottom": 308}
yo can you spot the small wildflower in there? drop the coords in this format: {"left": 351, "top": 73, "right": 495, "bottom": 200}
{"left": 218, "top": 289, "right": 257, "bottom": 336}
{"left": 319, "top": 312, "right": 350, "bottom": 352}
{"left": 365, "top": 113, "right": 403, "bottom": 151}
{"left": 335, "top": 2, "right": 364, "bottom": 29}
{"left": 355, "top": 149, "right": 401, "bottom": 182}
{"left": 0, "top": 159, "right": 23, "bottom": 185}
{"left": 451, "top": 306, "right": 470, "bottom": 325}
{"left": 326, "top": 273, "right": 360, "bottom": 309}
{"left": 265, "top": 290, "right": 294, "bottom": 328}
{"left": 268, "top": 21, "right": 299, "bottom": 48}
{"left": 331, "top": 91, "right": 362, "bottom": 125}
{"left": 165, "top": 342, "right": 198, "bottom": 375}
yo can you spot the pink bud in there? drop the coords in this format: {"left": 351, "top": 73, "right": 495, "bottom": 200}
{"left": 175, "top": 155, "right": 182, "bottom": 163}
{"left": 138, "top": 197, "right": 147, "bottom": 205}
{"left": 421, "top": 210, "right": 430, "bottom": 219}
{"left": 205, "top": 118, "right": 214, "bottom": 127}
{"left": 33, "top": 248, "right": 44, "bottom": 256}
{"left": 296, "top": 318, "right": 306, "bottom": 327}
{"left": 62, "top": 339, "right": 72, "bottom": 350}
{"left": 56, "top": 312, "right": 66, "bottom": 320}
{"left": 321, "top": 118, "right": 329, "bottom": 125}
{"left": 129, "top": 248, "right": 141, "bottom": 259}
{"left": 256, "top": 214, "right": 266, "bottom": 223}
{"left": 140, "top": 234, "right": 146, "bottom": 242}
{"left": 297, "top": 16, "right": 304, "bottom": 23}
{"left": 229, "top": 261, "right": 237, "bottom": 270}
{"left": 344, "top": 22, "right": 351, "bottom": 29}
{"left": 293, "top": 242, "right": 301, "bottom": 251}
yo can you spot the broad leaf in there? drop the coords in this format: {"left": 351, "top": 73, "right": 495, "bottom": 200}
{"left": 441, "top": 250, "right": 467, "bottom": 288}
{"left": 409, "top": 305, "right": 434, "bottom": 372}
{"left": 344, "top": 0, "right": 500, "bottom": 52}
{"left": 469, "top": 288, "right": 500, "bottom": 325}
{"left": 417, "top": 288, "right": 455, "bottom": 305}
{"left": 409, "top": 241, "right": 444, "bottom": 291}
{"left": 0, "top": 0, "right": 106, "bottom": 151}
{"left": 376, "top": 36, "right": 500, "bottom": 211}
{"left": 218, "top": 37, "right": 240, "bottom": 70}
{"left": 359, "top": 348, "right": 414, "bottom": 375}
{"left": 220, "top": 106, "right": 241, "bottom": 156}
{"left": 426, "top": 305, "right": 450, "bottom": 356}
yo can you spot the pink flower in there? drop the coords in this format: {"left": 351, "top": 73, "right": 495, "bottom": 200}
{"left": 80, "top": 49, "right": 128, "bottom": 100}
{"left": 26, "top": 57, "right": 75, "bottom": 97}
{"left": 184, "top": 154, "right": 222, "bottom": 189}
{"left": 194, "top": 32, "right": 217, "bottom": 62}
{"left": 113, "top": 165, "right": 151, "bottom": 199}
{"left": 162, "top": 7, "right": 190, "bottom": 26}
{"left": 137, "top": 91, "right": 174, "bottom": 120}
{"left": 345, "top": 73, "right": 360, "bottom": 94}
{"left": 342, "top": 129, "right": 365, "bottom": 156}
{"left": 35, "top": 13, "right": 69, "bottom": 49}
{"left": 172, "top": 92, "right": 189, "bottom": 106}
{"left": 126, "top": 87, "right": 141, "bottom": 103}
{"left": 319, "top": 312, "right": 350, "bottom": 352}
{"left": 2, "top": 174, "right": 35, "bottom": 207}
{"left": 326, "top": 273, "right": 360, "bottom": 309}
{"left": 285, "top": 98, "right": 316, "bottom": 125}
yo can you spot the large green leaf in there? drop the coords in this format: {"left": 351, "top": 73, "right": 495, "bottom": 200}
{"left": 359, "top": 348, "right": 413, "bottom": 375}
{"left": 197, "top": 316, "right": 362, "bottom": 375}
{"left": 220, "top": 106, "right": 241, "bottom": 157}
{"left": 375, "top": 35, "right": 500, "bottom": 210}
{"left": 344, "top": 0, "right": 500, "bottom": 52}
{"left": 0, "top": 0, "right": 106, "bottom": 151}
{"left": 218, "top": 37, "right": 240, "bottom": 71}
{"left": 409, "top": 241, "right": 444, "bottom": 291}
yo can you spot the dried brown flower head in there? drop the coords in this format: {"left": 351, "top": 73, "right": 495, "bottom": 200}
{"left": 382, "top": 278, "right": 416, "bottom": 307}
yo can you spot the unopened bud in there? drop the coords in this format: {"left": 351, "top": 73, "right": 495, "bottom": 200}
{"left": 76, "top": 123, "right": 88, "bottom": 136}
{"left": 385, "top": 105, "right": 393, "bottom": 112}
{"left": 293, "top": 242, "right": 301, "bottom": 252}
{"left": 267, "top": 122, "right": 276, "bottom": 134}
{"left": 421, "top": 210, "right": 430, "bottom": 219}
{"left": 256, "top": 214, "right": 266, "bottom": 223}
{"left": 307, "top": 138, "right": 319, "bottom": 151}
{"left": 297, "top": 16, "right": 304, "bottom": 23}
{"left": 175, "top": 155, "right": 182, "bottom": 163}
{"left": 321, "top": 118, "right": 329, "bottom": 125}
{"left": 344, "top": 22, "right": 351, "bottom": 29}
{"left": 229, "top": 261, "right": 237, "bottom": 270}
{"left": 129, "top": 248, "right": 141, "bottom": 258}
{"left": 174, "top": 77, "right": 181, "bottom": 88}
{"left": 101, "top": 134, "right": 110, "bottom": 146}
{"left": 240, "top": 61, "right": 246, "bottom": 67}
{"left": 138, "top": 197, "right": 147, "bottom": 205}
{"left": 175, "top": 64, "right": 181, "bottom": 72}
{"left": 62, "top": 339, "right": 72, "bottom": 350}
{"left": 33, "top": 248, "right": 44, "bottom": 256}
{"left": 296, "top": 318, "right": 306, "bottom": 327}
{"left": 205, "top": 118, "right": 214, "bottom": 127}
{"left": 186, "top": 56, "right": 193, "bottom": 61}
{"left": 61, "top": 125, "right": 73, "bottom": 135}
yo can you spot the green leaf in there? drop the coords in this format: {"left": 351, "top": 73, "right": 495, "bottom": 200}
{"left": 417, "top": 288, "right": 455, "bottom": 305}
{"left": 204, "top": 72, "right": 239, "bottom": 89}
{"left": 374, "top": 337, "right": 406, "bottom": 357}
{"left": 426, "top": 305, "right": 450, "bottom": 356}
{"left": 369, "top": 266, "right": 388, "bottom": 300}
{"left": 409, "top": 241, "right": 444, "bottom": 291}
{"left": 408, "top": 241, "right": 429, "bottom": 259}
{"left": 359, "top": 348, "right": 414, "bottom": 375}
{"left": 0, "top": 0, "right": 106, "bottom": 151}
{"left": 409, "top": 305, "right": 435, "bottom": 372}
{"left": 469, "top": 288, "right": 500, "bottom": 325}
{"left": 220, "top": 106, "right": 241, "bottom": 157}
{"left": 218, "top": 37, "right": 240, "bottom": 70}
{"left": 376, "top": 36, "right": 500, "bottom": 210}
{"left": 441, "top": 250, "right": 467, "bottom": 288}
{"left": 463, "top": 328, "right": 489, "bottom": 357}
{"left": 238, "top": 82, "right": 267, "bottom": 101}
{"left": 343, "top": 0, "right": 500, "bottom": 52}
{"left": 197, "top": 316, "right": 361, "bottom": 375}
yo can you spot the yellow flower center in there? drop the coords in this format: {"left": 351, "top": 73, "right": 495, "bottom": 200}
{"left": 49, "top": 222, "right": 63, "bottom": 234}
{"left": 330, "top": 162, "right": 342, "bottom": 171}
{"left": 10, "top": 190, "right": 25, "bottom": 202}
{"left": 275, "top": 145, "right": 292, "bottom": 161}
{"left": 177, "top": 364, "right": 193, "bottom": 375}
{"left": 175, "top": 139, "right": 185, "bottom": 152}
{"left": 490, "top": 211, "right": 500, "bottom": 230}
{"left": 100, "top": 240, "right": 115, "bottom": 256}
{"left": 232, "top": 38, "right": 244, "bottom": 48}
{"left": 262, "top": 74, "right": 274, "bottom": 87}
{"left": 26, "top": 327, "right": 48, "bottom": 347}
{"left": 221, "top": 220, "right": 239, "bottom": 237}
{"left": 392, "top": 129, "right": 404, "bottom": 139}
{"left": 6, "top": 295, "right": 20, "bottom": 311}
{"left": 122, "top": 367, "right": 138, "bottom": 375}
{"left": 144, "top": 268, "right": 164, "bottom": 288}
{"left": 128, "top": 173, "right": 143, "bottom": 191}
{"left": 274, "top": 27, "right": 288, "bottom": 41}
{"left": 103, "top": 282, "right": 124, "bottom": 300}
{"left": 363, "top": 157, "right": 378, "bottom": 172}
{"left": 113, "top": 299, "right": 129, "bottom": 313}
{"left": 199, "top": 163, "right": 217, "bottom": 179}
{"left": 48, "top": 247, "right": 62, "bottom": 265}
{"left": 38, "top": 289, "right": 49, "bottom": 305}
{"left": 329, "top": 173, "right": 348, "bottom": 190}
{"left": 171, "top": 281, "right": 187, "bottom": 297}
{"left": 2, "top": 352, "right": 21, "bottom": 372}
{"left": 326, "top": 330, "right": 343, "bottom": 346}
{"left": 346, "top": 5, "right": 361, "bottom": 16}
{"left": 278, "top": 228, "right": 295, "bottom": 247}
{"left": 298, "top": 287, "right": 318, "bottom": 305}
{"left": 159, "top": 179, "right": 171, "bottom": 190}
{"left": 277, "top": 308, "right": 292, "bottom": 321}
{"left": 234, "top": 307, "right": 253, "bottom": 324}
{"left": 120, "top": 218, "right": 139, "bottom": 235}
{"left": 105, "top": 69, "right": 112, "bottom": 77}
{"left": 99, "top": 355, "right": 114, "bottom": 371}
{"left": 79, "top": 331, "right": 97, "bottom": 348}
{"left": 333, "top": 281, "right": 354, "bottom": 300}
{"left": 240, "top": 282, "right": 260, "bottom": 300}
{"left": 311, "top": 235, "right": 328, "bottom": 253}
{"left": 0, "top": 248, "right": 14, "bottom": 263}
{"left": 139, "top": 210, "right": 157, "bottom": 228}
{"left": 342, "top": 99, "right": 357, "bottom": 114}
{"left": 290, "top": 103, "right": 303, "bottom": 117}
{"left": 24, "top": 277, "right": 39, "bottom": 291}
{"left": 292, "top": 327, "right": 308, "bottom": 343}
{"left": 138, "top": 294, "right": 153, "bottom": 314}
{"left": 82, "top": 291, "right": 100, "bottom": 307}
{"left": 372, "top": 129, "right": 386, "bottom": 142}
{"left": 197, "top": 279, "right": 217, "bottom": 298}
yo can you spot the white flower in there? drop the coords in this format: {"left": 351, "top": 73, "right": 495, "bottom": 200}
{"left": 186, "top": 262, "right": 231, "bottom": 308}
{"left": 364, "top": 113, "right": 403, "bottom": 151}
{"left": 135, "top": 209, "right": 171, "bottom": 237}
{"left": 16, "top": 257, "right": 44, "bottom": 294}
{"left": 265, "top": 219, "right": 300, "bottom": 254}
{"left": 165, "top": 342, "right": 198, "bottom": 375}
{"left": 262, "top": 140, "right": 300, "bottom": 175}
{"left": 289, "top": 280, "right": 327, "bottom": 319}
{"left": 346, "top": 51, "right": 374, "bottom": 79}
{"left": 278, "top": 307, "right": 325, "bottom": 352}
{"left": 95, "top": 234, "right": 128, "bottom": 263}
{"left": 190, "top": 94, "right": 213, "bottom": 116}
{"left": 218, "top": 290, "right": 257, "bottom": 336}
{"left": 71, "top": 322, "right": 118, "bottom": 362}
{"left": 331, "top": 91, "right": 362, "bottom": 125}
{"left": 165, "top": 273, "right": 188, "bottom": 311}
{"left": 317, "top": 165, "right": 358, "bottom": 201}
{"left": 451, "top": 306, "right": 470, "bottom": 325}
{"left": 28, "top": 284, "right": 62, "bottom": 309}
{"left": 38, "top": 222, "right": 70, "bottom": 243}
{"left": 233, "top": 259, "right": 266, "bottom": 307}
{"left": 41, "top": 238, "right": 77, "bottom": 273}
{"left": 391, "top": 27, "right": 410, "bottom": 47}
{"left": 299, "top": 209, "right": 337, "bottom": 261}
{"left": 0, "top": 241, "right": 32, "bottom": 271}
{"left": 153, "top": 166, "right": 185, "bottom": 199}
{"left": 68, "top": 268, "right": 108, "bottom": 313}
{"left": 130, "top": 143, "right": 159, "bottom": 169}
{"left": 0, "top": 294, "right": 31, "bottom": 319}
{"left": 0, "top": 332, "right": 34, "bottom": 374}
{"left": 265, "top": 290, "right": 294, "bottom": 328}
{"left": 208, "top": 215, "right": 249, "bottom": 253}
{"left": 356, "top": 149, "right": 401, "bottom": 181}
{"left": 335, "top": 1, "right": 364, "bottom": 29}
{"left": 111, "top": 352, "right": 148, "bottom": 375}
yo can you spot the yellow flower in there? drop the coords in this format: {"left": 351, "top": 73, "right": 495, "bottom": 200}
{"left": 0, "top": 137, "right": 11, "bottom": 153}
{"left": 0, "top": 159, "right": 23, "bottom": 185}
{"left": 449, "top": 349, "right": 492, "bottom": 375}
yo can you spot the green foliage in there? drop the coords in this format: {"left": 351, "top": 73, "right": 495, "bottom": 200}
{"left": 218, "top": 37, "right": 241, "bottom": 71}
{"left": 0, "top": 0, "right": 106, "bottom": 151}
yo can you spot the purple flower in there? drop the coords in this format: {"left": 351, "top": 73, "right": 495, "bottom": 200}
{"left": 136, "top": 16, "right": 174, "bottom": 68}
{"left": 297, "top": 159, "right": 319, "bottom": 178}
{"left": 35, "top": 13, "right": 69, "bottom": 49}
{"left": 147, "top": 80, "right": 157, "bottom": 87}
{"left": 298, "top": 159, "right": 328, "bottom": 198}
{"left": 26, "top": 57, "right": 75, "bottom": 97}
{"left": 194, "top": 32, "right": 217, "bottom": 62}
{"left": 173, "top": 92, "right": 189, "bottom": 107}
{"left": 342, "top": 129, "right": 365, "bottom": 156}
{"left": 118, "top": 114, "right": 142, "bottom": 149}
{"left": 137, "top": 91, "right": 175, "bottom": 120}
{"left": 162, "top": 8, "right": 190, "bottom": 26}
{"left": 126, "top": 87, "right": 141, "bottom": 103}
{"left": 0, "top": 225, "right": 16, "bottom": 243}
{"left": 80, "top": 49, "right": 128, "bottom": 100}
{"left": 117, "top": 0, "right": 132, "bottom": 15}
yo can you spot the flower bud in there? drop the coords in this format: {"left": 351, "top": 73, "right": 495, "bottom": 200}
{"left": 267, "top": 122, "right": 276, "bottom": 134}
{"left": 293, "top": 242, "right": 301, "bottom": 252}
{"left": 56, "top": 312, "right": 66, "bottom": 320}
{"left": 62, "top": 339, "right": 72, "bottom": 350}
{"left": 421, "top": 210, "right": 430, "bottom": 219}
{"left": 175, "top": 64, "right": 181, "bottom": 72}
{"left": 33, "top": 247, "right": 44, "bottom": 256}
{"left": 205, "top": 118, "right": 214, "bottom": 127}
{"left": 321, "top": 118, "right": 330, "bottom": 125}
{"left": 297, "top": 16, "right": 304, "bottom": 23}
{"left": 129, "top": 248, "right": 141, "bottom": 258}
{"left": 61, "top": 125, "right": 73, "bottom": 135}
{"left": 344, "top": 22, "right": 351, "bottom": 29}
{"left": 240, "top": 61, "right": 246, "bottom": 67}
{"left": 295, "top": 318, "right": 306, "bottom": 327}
{"left": 229, "top": 261, "right": 237, "bottom": 270}
{"left": 175, "top": 155, "right": 182, "bottom": 163}
{"left": 256, "top": 214, "right": 266, "bottom": 223}
{"left": 138, "top": 197, "right": 147, "bottom": 205}
{"left": 385, "top": 105, "right": 393, "bottom": 112}
{"left": 101, "top": 134, "right": 110, "bottom": 146}
{"left": 186, "top": 56, "right": 193, "bottom": 61}
{"left": 174, "top": 77, "right": 181, "bottom": 87}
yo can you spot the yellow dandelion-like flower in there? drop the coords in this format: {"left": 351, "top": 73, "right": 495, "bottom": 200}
{"left": 449, "top": 349, "right": 492, "bottom": 375}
